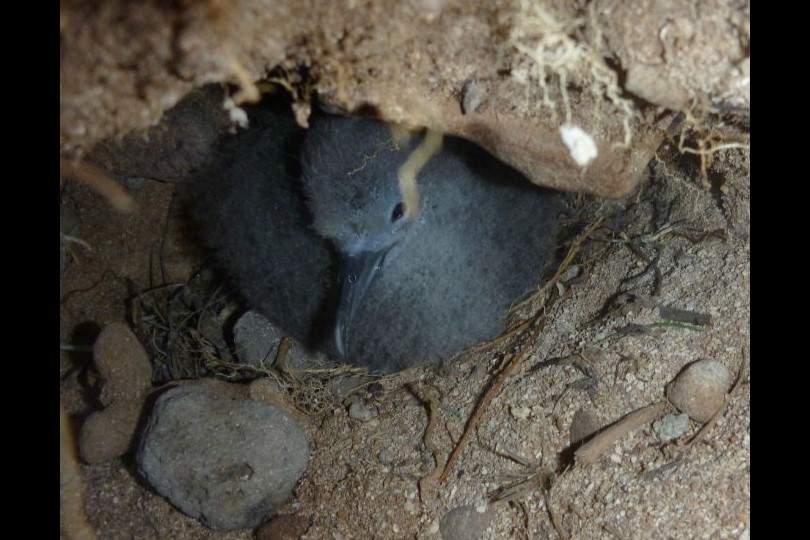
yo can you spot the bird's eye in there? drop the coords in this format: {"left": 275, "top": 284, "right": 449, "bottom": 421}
{"left": 391, "top": 202, "right": 406, "bottom": 223}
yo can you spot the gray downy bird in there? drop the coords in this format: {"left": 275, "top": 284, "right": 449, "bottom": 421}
{"left": 185, "top": 110, "right": 335, "bottom": 347}
{"left": 300, "top": 115, "right": 561, "bottom": 373}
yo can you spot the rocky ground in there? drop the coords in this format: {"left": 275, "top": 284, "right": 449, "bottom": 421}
{"left": 60, "top": 1, "right": 750, "bottom": 538}
{"left": 60, "top": 115, "right": 749, "bottom": 538}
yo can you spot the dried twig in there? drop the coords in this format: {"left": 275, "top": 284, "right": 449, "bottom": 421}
{"left": 574, "top": 401, "right": 671, "bottom": 466}
{"left": 409, "top": 383, "right": 445, "bottom": 503}
{"left": 511, "top": 217, "right": 605, "bottom": 314}
{"left": 544, "top": 485, "right": 568, "bottom": 540}
{"left": 439, "top": 321, "right": 544, "bottom": 484}
{"left": 61, "top": 159, "right": 135, "bottom": 213}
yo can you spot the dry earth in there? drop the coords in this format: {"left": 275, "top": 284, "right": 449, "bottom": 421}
{"left": 60, "top": 1, "right": 749, "bottom": 538}
{"left": 60, "top": 135, "right": 749, "bottom": 539}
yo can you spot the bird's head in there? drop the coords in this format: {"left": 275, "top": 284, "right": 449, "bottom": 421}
{"left": 300, "top": 115, "right": 430, "bottom": 359}
{"left": 300, "top": 115, "right": 420, "bottom": 255}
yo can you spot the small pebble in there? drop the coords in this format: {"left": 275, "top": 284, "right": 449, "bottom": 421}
{"left": 440, "top": 504, "right": 493, "bottom": 540}
{"left": 378, "top": 449, "right": 395, "bottom": 465}
{"left": 462, "top": 81, "right": 486, "bottom": 114}
{"left": 510, "top": 405, "right": 531, "bottom": 420}
{"left": 563, "top": 264, "right": 583, "bottom": 281}
{"left": 667, "top": 359, "right": 733, "bottom": 423}
{"left": 234, "top": 310, "right": 326, "bottom": 369}
{"left": 348, "top": 400, "right": 378, "bottom": 422}
{"left": 569, "top": 407, "right": 601, "bottom": 445}
{"left": 653, "top": 413, "right": 691, "bottom": 442}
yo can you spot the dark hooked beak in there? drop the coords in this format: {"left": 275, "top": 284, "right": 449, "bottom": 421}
{"left": 334, "top": 248, "right": 391, "bottom": 358}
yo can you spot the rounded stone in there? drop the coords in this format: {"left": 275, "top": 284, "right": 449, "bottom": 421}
{"left": 92, "top": 322, "right": 153, "bottom": 404}
{"left": 137, "top": 385, "right": 309, "bottom": 530}
{"left": 234, "top": 310, "right": 327, "bottom": 369}
{"left": 348, "top": 400, "right": 378, "bottom": 422}
{"left": 79, "top": 407, "right": 141, "bottom": 464}
{"left": 666, "top": 359, "right": 733, "bottom": 423}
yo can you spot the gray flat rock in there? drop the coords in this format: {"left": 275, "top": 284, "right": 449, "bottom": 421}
{"left": 440, "top": 503, "right": 493, "bottom": 540}
{"left": 137, "top": 384, "right": 309, "bottom": 530}
{"left": 234, "top": 310, "right": 330, "bottom": 370}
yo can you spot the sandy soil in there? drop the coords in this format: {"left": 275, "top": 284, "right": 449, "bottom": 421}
{"left": 60, "top": 131, "right": 749, "bottom": 539}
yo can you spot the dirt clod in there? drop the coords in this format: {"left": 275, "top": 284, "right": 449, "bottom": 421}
{"left": 78, "top": 323, "right": 153, "bottom": 464}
